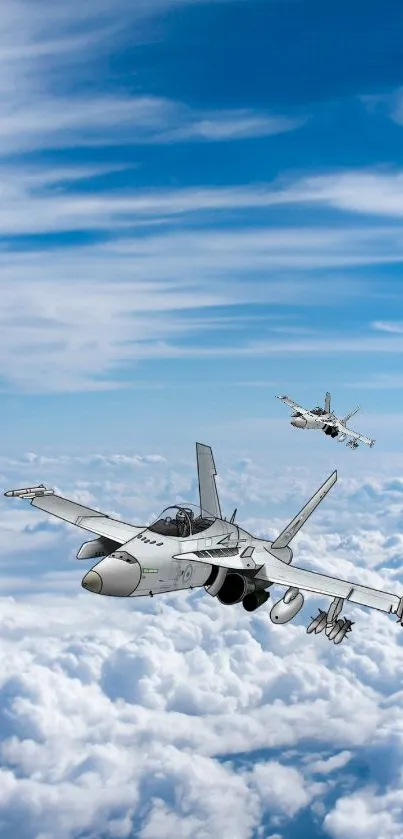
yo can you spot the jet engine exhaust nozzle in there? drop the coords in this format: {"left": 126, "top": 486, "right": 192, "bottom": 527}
{"left": 243, "top": 589, "right": 270, "bottom": 612}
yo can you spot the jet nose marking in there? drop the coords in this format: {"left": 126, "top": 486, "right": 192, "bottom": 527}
{"left": 82, "top": 570, "right": 103, "bottom": 594}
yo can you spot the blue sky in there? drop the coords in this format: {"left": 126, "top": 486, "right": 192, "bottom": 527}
{"left": 2, "top": 1, "right": 403, "bottom": 838}
{"left": 1, "top": 0, "right": 403, "bottom": 462}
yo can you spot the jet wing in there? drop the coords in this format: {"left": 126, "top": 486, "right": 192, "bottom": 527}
{"left": 263, "top": 552, "right": 400, "bottom": 615}
{"left": 180, "top": 540, "right": 401, "bottom": 616}
{"left": 4, "top": 485, "right": 139, "bottom": 544}
{"left": 276, "top": 395, "right": 321, "bottom": 423}
{"left": 335, "top": 422, "right": 375, "bottom": 447}
{"left": 276, "top": 395, "right": 310, "bottom": 414}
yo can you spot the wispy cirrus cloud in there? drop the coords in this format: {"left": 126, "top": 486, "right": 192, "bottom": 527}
{"left": 0, "top": 218, "right": 402, "bottom": 393}
{"left": 6, "top": 165, "right": 403, "bottom": 238}
{"left": 0, "top": 222, "right": 395, "bottom": 392}
{"left": 362, "top": 85, "right": 403, "bottom": 129}
{"left": 1, "top": 0, "right": 402, "bottom": 409}
{"left": 372, "top": 320, "right": 403, "bottom": 334}
{"left": 344, "top": 372, "right": 403, "bottom": 390}
{"left": 390, "top": 87, "right": 403, "bottom": 126}
{"left": 4, "top": 159, "right": 403, "bottom": 396}
{"left": 286, "top": 170, "right": 403, "bottom": 218}
{"left": 0, "top": 94, "right": 303, "bottom": 155}
{"left": 0, "top": 0, "right": 302, "bottom": 156}
{"left": 153, "top": 108, "right": 304, "bottom": 144}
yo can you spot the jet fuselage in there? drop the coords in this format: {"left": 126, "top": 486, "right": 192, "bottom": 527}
{"left": 290, "top": 409, "right": 330, "bottom": 431}
{"left": 81, "top": 515, "right": 289, "bottom": 598}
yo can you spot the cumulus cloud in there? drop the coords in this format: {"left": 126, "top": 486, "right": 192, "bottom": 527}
{"left": 1, "top": 450, "right": 403, "bottom": 836}
{"left": 249, "top": 761, "right": 313, "bottom": 815}
{"left": 0, "top": 585, "right": 401, "bottom": 839}
{"left": 3, "top": 447, "right": 403, "bottom": 558}
{"left": 6, "top": 452, "right": 168, "bottom": 468}
{"left": 324, "top": 786, "right": 403, "bottom": 839}
{"left": 308, "top": 751, "right": 353, "bottom": 775}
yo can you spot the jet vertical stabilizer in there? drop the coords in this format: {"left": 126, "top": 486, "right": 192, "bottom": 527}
{"left": 196, "top": 442, "right": 222, "bottom": 519}
{"left": 325, "top": 392, "right": 331, "bottom": 413}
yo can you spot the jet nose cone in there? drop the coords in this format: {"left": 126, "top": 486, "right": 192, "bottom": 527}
{"left": 83, "top": 554, "right": 142, "bottom": 597}
{"left": 82, "top": 570, "right": 103, "bottom": 594}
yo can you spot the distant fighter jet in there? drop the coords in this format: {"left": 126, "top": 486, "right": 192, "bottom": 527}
{"left": 5, "top": 442, "right": 400, "bottom": 645}
{"left": 276, "top": 392, "right": 375, "bottom": 449}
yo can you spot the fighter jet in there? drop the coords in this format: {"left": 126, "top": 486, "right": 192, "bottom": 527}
{"left": 5, "top": 443, "right": 401, "bottom": 645}
{"left": 276, "top": 392, "right": 375, "bottom": 449}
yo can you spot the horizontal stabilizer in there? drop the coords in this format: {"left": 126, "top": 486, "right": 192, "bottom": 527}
{"left": 343, "top": 405, "right": 361, "bottom": 424}
{"left": 271, "top": 471, "right": 337, "bottom": 549}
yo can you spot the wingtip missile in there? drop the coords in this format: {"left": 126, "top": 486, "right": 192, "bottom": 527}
{"left": 4, "top": 485, "right": 54, "bottom": 498}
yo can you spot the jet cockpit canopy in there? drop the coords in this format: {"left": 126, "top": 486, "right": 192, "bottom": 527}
{"left": 148, "top": 503, "right": 216, "bottom": 538}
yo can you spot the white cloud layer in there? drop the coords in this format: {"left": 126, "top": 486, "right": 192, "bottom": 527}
{"left": 1, "top": 450, "right": 403, "bottom": 837}
{"left": 324, "top": 787, "right": 403, "bottom": 839}
{"left": 0, "top": 580, "right": 402, "bottom": 839}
